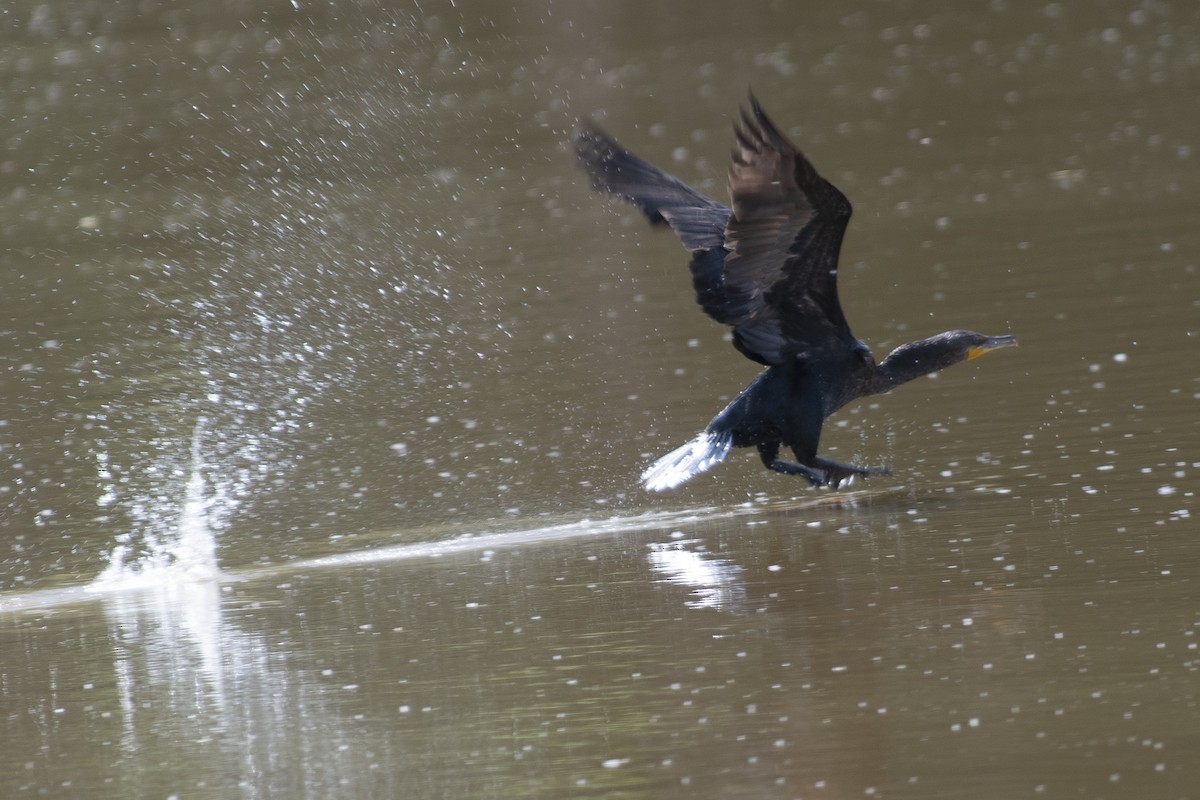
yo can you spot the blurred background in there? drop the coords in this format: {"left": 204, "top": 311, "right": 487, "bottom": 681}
{"left": 1, "top": 1, "right": 1198, "bottom": 797}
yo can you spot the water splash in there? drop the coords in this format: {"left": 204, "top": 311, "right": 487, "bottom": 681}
{"left": 90, "top": 418, "right": 227, "bottom": 590}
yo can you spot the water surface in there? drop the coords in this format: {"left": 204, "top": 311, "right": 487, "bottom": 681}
{"left": 2, "top": 1, "right": 1198, "bottom": 798}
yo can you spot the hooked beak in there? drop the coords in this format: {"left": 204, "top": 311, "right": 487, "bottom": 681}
{"left": 967, "top": 334, "right": 1018, "bottom": 361}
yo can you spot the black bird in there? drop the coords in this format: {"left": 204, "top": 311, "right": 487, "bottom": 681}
{"left": 575, "top": 96, "right": 1017, "bottom": 491}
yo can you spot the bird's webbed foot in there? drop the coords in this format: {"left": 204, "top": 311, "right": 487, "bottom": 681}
{"left": 811, "top": 456, "right": 890, "bottom": 489}
{"left": 757, "top": 444, "right": 888, "bottom": 489}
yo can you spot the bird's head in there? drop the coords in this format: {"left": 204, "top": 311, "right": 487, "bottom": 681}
{"left": 878, "top": 329, "right": 1017, "bottom": 389}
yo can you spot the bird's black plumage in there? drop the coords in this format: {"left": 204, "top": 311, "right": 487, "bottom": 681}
{"left": 575, "top": 96, "right": 1017, "bottom": 491}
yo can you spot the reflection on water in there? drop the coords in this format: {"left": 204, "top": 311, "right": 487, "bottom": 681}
{"left": 648, "top": 536, "right": 746, "bottom": 611}
{"left": 96, "top": 575, "right": 375, "bottom": 798}
{"left": 105, "top": 580, "right": 228, "bottom": 718}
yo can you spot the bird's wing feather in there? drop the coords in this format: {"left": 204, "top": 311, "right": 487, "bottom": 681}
{"left": 575, "top": 102, "right": 856, "bottom": 368}
{"left": 574, "top": 120, "right": 730, "bottom": 251}
{"left": 716, "top": 97, "right": 855, "bottom": 366}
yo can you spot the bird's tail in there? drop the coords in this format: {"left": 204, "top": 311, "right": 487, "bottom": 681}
{"left": 641, "top": 430, "right": 733, "bottom": 492}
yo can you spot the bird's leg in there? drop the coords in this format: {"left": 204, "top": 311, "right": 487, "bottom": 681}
{"left": 757, "top": 443, "right": 889, "bottom": 489}
{"left": 757, "top": 442, "right": 828, "bottom": 488}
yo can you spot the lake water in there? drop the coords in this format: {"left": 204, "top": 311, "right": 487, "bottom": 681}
{"left": 2, "top": 1, "right": 1198, "bottom": 798}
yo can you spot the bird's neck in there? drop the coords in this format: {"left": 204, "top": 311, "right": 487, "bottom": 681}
{"left": 872, "top": 338, "right": 955, "bottom": 392}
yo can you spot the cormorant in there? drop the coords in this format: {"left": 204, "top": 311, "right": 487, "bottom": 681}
{"left": 575, "top": 96, "right": 1017, "bottom": 491}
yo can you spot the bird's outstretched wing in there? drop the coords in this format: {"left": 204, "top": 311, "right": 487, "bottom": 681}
{"left": 574, "top": 120, "right": 730, "bottom": 251}
{"left": 575, "top": 98, "right": 856, "bottom": 367}
{"left": 718, "top": 96, "right": 855, "bottom": 365}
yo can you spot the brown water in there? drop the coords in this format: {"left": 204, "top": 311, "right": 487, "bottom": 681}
{"left": 2, "top": 1, "right": 1199, "bottom": 797}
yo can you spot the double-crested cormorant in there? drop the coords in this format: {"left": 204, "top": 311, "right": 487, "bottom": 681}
{"left": 575, "top": 96, "right": 1017, "bottom": 491}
